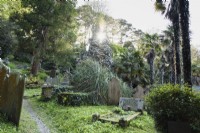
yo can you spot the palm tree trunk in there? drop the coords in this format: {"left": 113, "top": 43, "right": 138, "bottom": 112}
{"left": 161, "top": 65, "right": 164, "bottom": 84}
{"left": 170, "top": 41, "right": 176, "bottom": 84}
{"left": 150, "top": 59, "right": 154, "bottom": 85}
{"left": 172, "top": 19, "right": 181, "bottom": 84}
{"left": 147, "top": 49, "right": 155, "bottom": 85}
{"left": 179, "top": 0, "right": 192, "bottom": 86}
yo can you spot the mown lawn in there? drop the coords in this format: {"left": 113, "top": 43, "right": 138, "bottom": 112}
{"left": 24, "top": 89, "right": 157, "bottom": 133}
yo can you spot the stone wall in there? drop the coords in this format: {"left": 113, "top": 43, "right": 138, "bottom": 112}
{"left": 0, "top": 60, "right": 25, "bottom": 126}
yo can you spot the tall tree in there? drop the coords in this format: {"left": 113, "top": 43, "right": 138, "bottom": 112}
{"left": 162, "top": 26, "right": 176, "bottom": 84}
{"left": 179, "top": 0, "right": 192, "bottom": 86}
{"left": 155, "top": 0, "right": 192, "bottom": 86}
{"left": 140, "top": 33, "right": 162, "bottom": 85}
{"left": 165, "top": 0, "right": 181, "bottom": 84}
{"left": 11, "top": 0, "right": 77, "bottom": 75}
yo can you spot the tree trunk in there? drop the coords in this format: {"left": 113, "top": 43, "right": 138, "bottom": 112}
{"left": 161, "top": 66, "right": 164, "bottom": 84}
{"left": 150, "top": 59, "right": 154, "bottom": 85}
{"left": 173, "top": 18, "right": 181, "bottom": 84}
{"left": 31, "top": 57, "right": 40, "bottom": 76}
{"left": 147, "top": 49, "right": 155, "bottom": 85}
{"left": 179, "top": 0, "right": 192, "bottom": 86}
{"left": 31, "top": 48, "right": 41, "bottom": 76}
{"left": 160, "top": 55, "right": 165, "bottom": 84}
{"left": 170, "top": 41, "right": 176, "bottom": 84}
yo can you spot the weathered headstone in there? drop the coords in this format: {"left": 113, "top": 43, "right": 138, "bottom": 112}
{"left": 0, "top": 61, "right": 25, "bottom": 126}
{"left": 133, "top": 85, "right": 144, "bottom": 99}
{"left": 45, "top": 76, "right": 59, "bottom": 86}
{"left": 119, "top": 97, "right": 144, "bottom": 111}
{"left": 108, "top": 77, "right": 121, "bottom": 105}
{"left": 42, "top": 86, "right": 53, "bottom": 99}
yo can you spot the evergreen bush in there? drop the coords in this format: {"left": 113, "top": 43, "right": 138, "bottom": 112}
{"left": 145, "top": 84, "right": 200, "bottom": 132}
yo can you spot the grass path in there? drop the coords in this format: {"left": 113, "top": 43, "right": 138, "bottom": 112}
{"left": 23, "top": 99, "right": 50, "bottom": 133}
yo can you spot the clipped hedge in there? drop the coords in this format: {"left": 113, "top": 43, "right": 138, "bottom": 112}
{"left": 57, "top": 92, "right": 97, "bottom": 106}
{"left": 145, "top": 84, "right": 200, "bottom": 132}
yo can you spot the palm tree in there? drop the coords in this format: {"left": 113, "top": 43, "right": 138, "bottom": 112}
{"left": 179, "top": 0, "right": 192, "bottom": 86}
{"left": 155, "top": 0, "right": 192, "bottom": 86}
{"left": 162, "top": 26, "right": 176, "bottom": 84}
{"left": 146, "top": 49, "right": 155, "bottom": 85}
{"left": 140, "top": 33, "right": 162, "bottom": 85}
{"left": 165, "top": 0, "right": 181, "bottom": 84}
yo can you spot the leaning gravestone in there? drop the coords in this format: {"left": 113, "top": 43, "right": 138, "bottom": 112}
{"left": 119, "top": 97, "right": 144, "bottom": 111}
{"left": 0, "top": 61, "right": 25, "bottom": 126}
{"left": 108, "top": 77, "right": 121, "bottom": 105}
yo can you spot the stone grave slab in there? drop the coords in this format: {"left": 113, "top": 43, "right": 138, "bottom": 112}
{"left": 119, "top": 97, "right": 144, "bottom": 111}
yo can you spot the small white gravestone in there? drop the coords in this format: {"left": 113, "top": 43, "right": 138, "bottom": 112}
{"left": 119, "top": 97, "right": 144, "bottom": 111}
{"left": 51, "top": 77, "right": 59, "bottom": 86}
{"left": 46, "top": 77, "right": 52, "bottom": 85}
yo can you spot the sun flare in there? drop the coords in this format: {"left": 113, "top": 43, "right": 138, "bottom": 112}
{"left": 97, "top": 32, "right": 106, "bottom": 42}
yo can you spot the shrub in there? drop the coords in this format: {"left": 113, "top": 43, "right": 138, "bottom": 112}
{"left": 72, "top": 59, "right": 132, "bottom": 104}
{"left": 145, "top": 84, "right": 200, "bottom": 132}
{"left": 37, "top": 70, "right": 48, "bottom": 81}
{"left": 57, "top": 92, "right": 96, "bottom": 106}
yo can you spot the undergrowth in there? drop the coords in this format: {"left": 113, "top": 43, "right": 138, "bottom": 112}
{"left": 25, "top": 89, "right": 156, "bottom": 133}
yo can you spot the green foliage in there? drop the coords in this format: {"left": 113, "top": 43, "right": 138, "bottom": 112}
{"left": 37, "top": 70, "right": 48, "bottom": 81}
{"left": 72, "top": 59, "right": 132, "bottom": 104}
{"left": 7, "top": 62, "right": 16, "bottom": 69}
{"left": 57, "top": 92, "right": 96, "bottom": 106}
{"left": 145, "top": 84, "right": 200, "bottom": 132}
{"left": 112, "top": 107, "right": 135, "bottom": 115}
{"left": 0, "top": 0, "right": 22, "bottom": 19}
{"left": 192, "top": 64, "right": 200, "bottom": 76}
{"left": 111, "top": 44, "right": 148, "bottom": 87}
{"left": 0, "top": 18, "right": 18, "bottom": 58}
{"left": 110, "top": 43, "right": 125, "bottom": 59}
{"left": 10, "top": 0, "right": 77, "bottom": 72}
{"left": 140, "top": 33, "right": 162, "bottom": 57}
{"left": 25, "top": 71, "right": 48, "bottom": 85}
{"left": 154, "top": 1, "right": 166, "bottom": 12}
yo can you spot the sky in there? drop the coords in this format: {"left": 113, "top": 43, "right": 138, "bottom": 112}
{"left": 77, "top": 0, "right": 200, "bottom": 50}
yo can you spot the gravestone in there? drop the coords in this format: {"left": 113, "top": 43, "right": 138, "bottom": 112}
{"left": 51, "top": 77, "right": 59, "bottom": 86}
{"left": 45, "top": 77, "right": 52, "bottom": 85}
{"left": 42, "top": 86, "right": 53, "bottom": 99}
{"left": 45, "top": 76, "right": 59, "bottom": 86}
{"left": 108, "top": 78, "right": 121, "bottom": 105}
{"left": 0, "top": 61, "right": 25, "bottom": 126}
{"left": 133, "top": 85, "right": 144, "bottom": 99}
{"left": 119, "top": 97, "right": 144, "bottom": 111}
